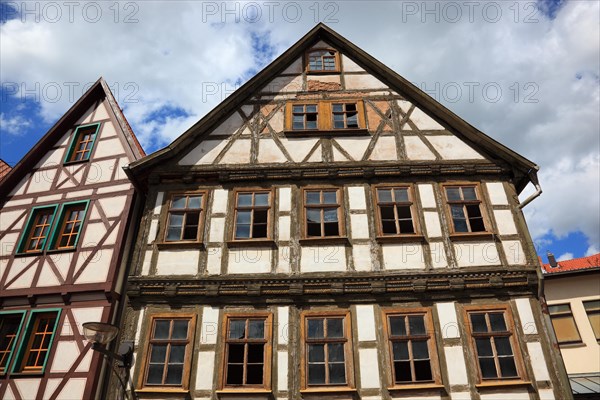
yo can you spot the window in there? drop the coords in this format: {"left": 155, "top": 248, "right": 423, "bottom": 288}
{"left": 306, "top": 49, "right": 339, "bottom": 72}
{"left": 16, "top": 205, "right": 58, "bottom": 254}
{"left": 142, "top": 315, "right": 195, "bottom": 388}
{"left": 583, "top": 300, "right": 600, "bottom": 341}
{"left": 12, "top": 309, "right": 61, "bottom": 374}
{"left": 221, "top": 314, "right": 272, "bottom": 389}
{"left": 48, "top": 201, "right": 89, "bottom": 250}
{"left": 375, "top": 186, "right": 417, "bottom": 236}
{"left": 465, "top": 307, "right": 524, "bottom": 381}
{"left": 303, "top": 189, "right": 344, "bottom": 238}
{"left": 164, "top": 193, "right": 205, "bottom": 242}
{"left": 0, "top": 312, "right": 25, "bottom": 374}
{"left": 549, "top": 304, "right": 582, "bottom": 344}
{"left": 444, "top": 185, "right": 487, "bottom": 233}
{"left": 301, "top": 312, "right": 353, "bottom": 388}
{"left": 233, "top": 191, "right": 272, "bottom": 240}
{"left": 285, "top": 101, "right": 365, "bottom": 132}
{"left": 64, "top": 123, "right": 101, "bottom": 163}
{"left": 383, "top": 310, "right": 440, "bottom": 386}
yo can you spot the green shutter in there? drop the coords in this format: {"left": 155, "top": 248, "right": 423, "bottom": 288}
{"left": 63, "top": 122, "right": 101, "bottom": 164}
{"left": 15, "top": 205, "right": 59, "bottom": 254}
{"left": 47, "top": 200, "right": 90, "bottom": 251}
{"left": 0, "top": 311, "right": 26, "bottom": 375}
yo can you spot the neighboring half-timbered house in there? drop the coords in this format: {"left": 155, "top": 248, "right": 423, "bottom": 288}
{"left": 0, "top": 78, "right": 145, "bottom": 399}
{"left": 121, "top": 25, "right": 571, "bottom": 400}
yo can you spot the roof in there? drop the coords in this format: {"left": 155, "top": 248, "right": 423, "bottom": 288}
{"left": 0, "top": 159, "right": 11, "bottom": 181}
{"left": 541, "top": 253, "right": 600, "bottom": 275}
{"left": 128, "top": 23, "right": 539, "bottom": 193}
{"left": 0, "top": 77, "right": 145, "bottom": 199}
{"left": 569, "top": 373, "right": 600, "bottom": 395}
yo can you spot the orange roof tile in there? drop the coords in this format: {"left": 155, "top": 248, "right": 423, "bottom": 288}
{"left": 541, "top": 253, "right": 600, "bottom": 274}
{"left": 0, "top": 159, "right": 12, "bottom": 181}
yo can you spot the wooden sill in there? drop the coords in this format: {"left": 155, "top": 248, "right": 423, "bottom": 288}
{"left": 226, "top": 239, "right": 277, "bottom": 249}
{"left": 216, "top": 389, "right": 273, "bottom": 394}
{"left": 299, "top": 237, "right": 350, "bottom": 246}
{"left": 476, "top": 380, "right": 532, "bottom": 389}
{"left": 376, "top": 235, "right": 426, "bottom": 244}
{"left": 306, "top": 70, "right": 341, "bottom": 75}
{"left": 300, "top": 387, "right": 357, "bottom": 393}
{"left": 63, "top": 159, "right": 89, "bottom": 166}
{"left": 156, "top": 241, "right": 205, "bottom": 250}
{"left": 283, "top": 129, "right": 369, "bottom": 137}
{"left": 44, "top": 247, "right": 77, "bottom": 255}
{"left": 135, "top": 388, "right": 190, "bottom": 393}
{"left": 449, "top": 232, "right": 496, "bottom": 241}
{"left": 388, "top": 383, "right": 445, "bottom": 391}
{"left": 14, "top": 251, "right": 43, "bottom": 258}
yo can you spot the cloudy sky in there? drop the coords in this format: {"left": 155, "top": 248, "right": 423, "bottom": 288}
{"left": 1, "top": 0, "right": 598, "bottom": 262}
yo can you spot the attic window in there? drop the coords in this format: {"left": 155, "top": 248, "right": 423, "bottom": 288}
{"left": 64, "top": 123, "right": 101, "bottom": 164}
{"left": 306, "top": 49, "right": 339, "bottom": 72}
{"left": 285, "top": 101, "right": 366, "bottom": 134}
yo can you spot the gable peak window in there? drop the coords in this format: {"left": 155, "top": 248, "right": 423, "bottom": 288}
{"left": 286, "top": 101, "right": 365, "bottom": 133}
{"left": 165, "top": 193, "right": 205, "bottom": 242}
{"left": 307, "top": 49, "right": 339, "bottom": 72}
{"left": 64, "top": 123, "right": 101, "bottom": 164}
{"left": 444, "top": 185, "right": 487, "bottom": 233}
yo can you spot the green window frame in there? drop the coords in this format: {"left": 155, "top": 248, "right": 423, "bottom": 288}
{"left": 0, "top": 311, "right": 27, "bottom": 375}
{"left": 47, "top": 200, "right": 90, "bottom": 251}
{"left": 63, "top": 123, "right": 101, "bottom": 164}
{"left": 15, "top": 205, "right": 59, "bottom": 254}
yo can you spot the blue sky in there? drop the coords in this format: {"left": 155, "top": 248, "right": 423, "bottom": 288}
{"left": 1, "top": 1, "right": 598, "bottom": 263}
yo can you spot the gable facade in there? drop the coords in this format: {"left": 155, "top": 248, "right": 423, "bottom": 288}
{"left": 119, "top": 26, "right": 570, "bottom": 400}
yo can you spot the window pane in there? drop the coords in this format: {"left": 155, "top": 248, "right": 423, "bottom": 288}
{"left": 549, "top": 304, "right": 571, "bottom": 313}
{"left": 446, "top": 188, "right": 461, "bottom": 201}
{"left": 227, "top": 364, "right": 243, "bottom": 385}
{"left": 323, "top": 222, "right": 339, "bottom": 236}
{"left": 479, "top": 358, "right": 497, "bottom": 379}
{"left": 307, "top": 223, "right": 321, "bottom": 237}
{"left": 378, "top": 189, "right": 393, "bottom": 202}
{"left": 469, "top": 217, "right": 486, "bottom": 232}
{"left": 323, "top": 208, "right": 338, "bottom": 222}
{"left": 470, "top": 314, "right": 488, "bottom": 333}
{"left": 396, "top": 205, "right": 412, "bottom": 219}
{"left": 306, "top": 192, "right": 320, "bottom": 204}
{"left": 380, "top": 206, "right": 395, "bottom": 221}
{"left": 329, "top": 363, "right": 346, "bottom": 384}
{"left": 476, "top": 338, "right": 493, "bottom": 357}
{"left": 254, "top": 193, "right": 269, "bottom": 206}
{"left": 466, "top": 204, "right": 482, "bottom": 218}
{"left": 584, "top": 300, "right": 600, "bottom": 311}
{"left": 412, "top": 340, "right": 429, "bottom": 359}
{"left": 332, "top": 104, "right": 343, "bottom": 112}
{"left": 254, "top": 209, "right": 268, "bottom": 224}
{"left": 394, "top": 361, "right": 412, "bottom": 382}
{"left": 327, "top": 318, "right": 344, "bottom": 338}
{"left": 587, "top": 313, "right": 600, "bottom": 340}
{"left": 306, "top": 209, "right": 321, "bottom": 223}
{"left": 334, "top": 120, "right": 345, "bottom": 129}
{"left": 306, "top": 105, "right": 317, "bottom": 113}
{"left": 235, "top": 224, "right": 251, "bottom": 239}
{"left": 392, "top": 342, "right": 409, "bottom": 360}
{"left": 227, "top": 344, "right": 245, "bottom": 363}
{"left": 489, "top": 313, "right": 507, "bottom": 332}
{"left": 150, "top": 345, "right": 167, "bottom": 363}
{"left": 499, "top": 357, "right": 518, "bottom": 377}
{"left": 293, "top": 105, "right": 303, "bottom": 113}
{"left": 389, "top": 316, "right": 407, "bottom": 336}
{"left": 246, "top": 364, "right": 263, "bottom": 384}
{"left": 188, "top": 196, "right": 202, "bottom": 209}
{"left": 172, "top": 320, "right": 189, "bottom": 339}
{"left": 253, "top": 224, "right": 267, "bottom": 238}
{"left": 308, "top": 364, "right": 326, "bottom": 384}
{"left": 308, "top": 319, "right": 324, "bottom": 339}
{"left": 462, "top": 187, "right": 477, "bottom": 200}
{"left": 165, "top": 364, "right": 183, "bottom": 384}
{"left": 147, "top": 364, "right": 164, "bottom": 384}
{"left": 552, "top": 316, "right": 581, "bottom": 343}
{"left": 495, "top": 337, "right": 513, "bottom": 356}
{"left": 394, "top": 188, "right": 409, "bottom": 202}
{"left": 323, "top": 191, "right": 337, "bottom": 204}
{"left": 307, "top": 119, "right": 318, "bottom": 129}
{"left": 399, "top": 220, "right": 415, "bottom": 234}
{"left": 153, "top": 320, "right": 170, "bottom": 339}
{"left": 247, "top": 344, "right": 264, "bottom": 363}
{"left": 248, "top": 320, "right": 265, "bottom": 339}
{"left": 382, "top": 220, "right": 397, "bottom": 234}
{"left": 229, "top": 320, "right": 246, "bottom": 339}
{"left": 169, "top": 345, "right": 186, "bottom": 363}
{"left": 308, "top": 344, "right": 325, "bottom": 362}
{"left": 414, "top": 360, "right": 433, "bottom": 381}
{"left": 236, "top": 211, "right": 251, "bottom": 224}
{"left": 238, "top": 194, "right": 252, "bottom": 207}
{"left": 328, "top": 343, "right": 345, "bottom": 362}
{"left": 166, "top": 227, "right": 182, "bottom": 241}
{"left": 171, "top": 196, "right": 186, "bottom": 209}
{"left": 408, "top": 315, "right": 426, "bottom": 335}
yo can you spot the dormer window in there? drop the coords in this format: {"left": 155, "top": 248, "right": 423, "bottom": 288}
{"left": 306, "top": 49, "right": 339, "bottom": 73}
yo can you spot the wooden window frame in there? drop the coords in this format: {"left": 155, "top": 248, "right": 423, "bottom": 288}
{"left": 305, "top": 48, "right": 340, "bottom": 73}
{"left": 373, "top": 185, "right": 423, "bottom": 241}
{"left": 583, "top": 300, "right": 600, "bottom": 341}
{"left": 64, "top": 123, "right": 101, "bottom": 164}
{"left": 0, "top": 311, "right": 26, "bottom": 375}
{"left": 301, "top": 187, "right": 347, "bottom": 242}
{"left": 300, "top": 310, "right": 355, "bottom": 391}
{"left": 463, "top": 304, "right": 527, "bottom": 385}
{"left": 46, "top": 200, "right": 90, "bottom": 251}
{"left": 138, "top": 313, "right": 197, "bottom": 390}
{"left": 382, "top": 308, "right": 442, "bottom": 390}
{"left": 15, "top": 205, "right": 59, "bottom": 255}
{"left": 285, "top": 100, "right": 366, "bottom": 135}
{"left": 230, "top": 189, "right": 274, "bottom": 243}
{"left": 548, "top": 303, "right": 583, "bottom": 345}
{"left": 441, "top": 183, "right": 492, "bottom": 238}
{"left": 161, "top": 192, "right": 207, "bottom": 244}
{"left": 11, "top": 308, "right": 61, "bottom": 375}
{"left": 219, "top": 312, "right": 273, "bottom": 391}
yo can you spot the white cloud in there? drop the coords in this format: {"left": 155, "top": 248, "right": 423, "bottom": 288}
{"left": 557, "top": 252, "right": 574, "bottom": 262}
{"left": 1, "top": 1, "right": 598, "bottom": 251}
{"left": 0, "top": 113, "right": 32, "bottom": 135}
{"left": 585, "top": 245, "right": 599, "bottom": 257}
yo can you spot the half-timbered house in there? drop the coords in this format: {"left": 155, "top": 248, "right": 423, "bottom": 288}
{"left": 121, "top": 25, "right": 571, "bottom": 400}
{"left": 0, "top": 78, "right": 145, "bottom": 399}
